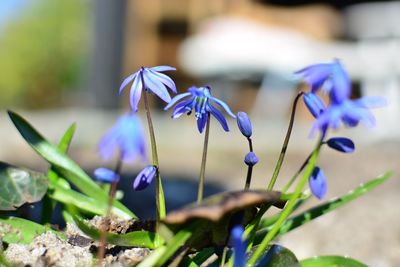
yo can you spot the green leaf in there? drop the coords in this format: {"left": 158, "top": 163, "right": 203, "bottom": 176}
{"left": 8, "top": 110, "right": 135, "bottom": 219}
{"left": 0, "top": 162, "right": 48, "bottom": 210}
{"left": 274, "top": 171, "right": 392, "bottom": 236}
{"left": 0, "top": 217, "right": 65, "bottom": 244}
{"left": 300, "top": 255, "right": 367, "bottom": 267}
{"left": 73, "top": 216, "right": 163, "bottom": 249}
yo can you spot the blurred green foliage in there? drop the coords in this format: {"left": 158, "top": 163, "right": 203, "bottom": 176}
{"left": 0, "top": 0, "right": 90, "bottom": 108}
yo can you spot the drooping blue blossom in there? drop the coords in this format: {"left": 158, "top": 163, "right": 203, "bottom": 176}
{"left": 309, "top": 167, "right": 327, "bottom": 199}
{"left": 94, "top": 168, "right": 120, "bottom": 183}
{"left": 119, "top": 66, "right": 177, "bottom": 111}
{"left": 326, "top": 137, "right": 355, "bottom": 153}
{"left": 296, "top": 59, "right": 350, "bottom": 104}
{"left": 236, "top": 111, "right": 253, "bottom": 138}
{"left": 164, "top": 86, "right": 236, "bottom": 133}
{"left": 244, "top": 152, "right": 259, "bottom": 167}
{"left": 231, "top": 226, "right": 246, "bottom": 267}
{"left": 133, "top": 165, "right": 157, "bottom": 191}
{"left": 303, "top": 92, "right": 326, "bottom": 118}
{"left": 98, "top": 113, "right": 146, "bottom": 163}
{"left": 310, "top": 97, "right": 386, "bottom": 135}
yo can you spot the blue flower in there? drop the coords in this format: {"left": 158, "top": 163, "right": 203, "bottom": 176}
{"left": 236, "top": 111, "right": 253, "bottom": 138}
{"left": 99, "top": 113, "right": 146, "bottom": 163}
{"left": 119, "top": 66, "right": 177, "bottom": 111}
{"left": 311, "top": 97, "right": 386, "bottom": 135}
{"left": 296, "top": 59, "right": 350, "bottom": 104}
{"left": 309, "top": 167, "right": 327, "bottom": 200}
{"left": 94, "top": 168, "right": 120, "bottom": 183}
{"left": 164, "top": 86, "right": 236, "bottom": 133}
{"left": 133, "top": 165, "right": 157, "bottom": 191}
{"left": 231, "top": 226, "right": 246, "bottom": 267}
{"left": 303, "top": 92, "right": 326, "bottom": 118}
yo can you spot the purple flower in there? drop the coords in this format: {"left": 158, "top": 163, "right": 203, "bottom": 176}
{"left": 326, "top": 137, "right": 355, "bottom": 153}
{"left": 236, "top": 111, "right": 253, "bottom": 137}
{"left": 309, "top": 167, "right": 327, "bottom": 200}
{"left": 119, "top": 66, "right": 177, "bottom": 111}
{"left": 311, "top": 97, "right": 386, "bottom": 135}
{"left": 164, "top": 86, "right": 236, "bottom": 133}
{"left": 231, "top": 226, "right": 246, "bottom": 267}
{"left": 303, "top": 92, "right": 326, "bottom": 118}
{"left": 99, "top": 113, "right": 146, "bottom": 163}
{"left": 133, "top": 165, "right": 157, "bottom": 191}
{"left": 94, "top": 168, "right": 120, "bottom": 183}
{"left": 296, "top": 59, "right": 350, "bottom": 104}
{"left": 244, "top": 152, "right": 259, "bottom": 167}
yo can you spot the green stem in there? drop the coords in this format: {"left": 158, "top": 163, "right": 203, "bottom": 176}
{"left": 197, "top": 114, "right": 211, "bottom": 203}
{"left": 282, "top": 152, "right": 312, "bottom": 193}
{"left": 248, "top": 137, "right": 323, "bottom": 266}
{"left": 141, "top": 72, "right": 166, "bottom": 219}
{"left": 267, "top": 91, "right": 304, "bottom": 190}
{"left": 220, "top": 247, "right": 228, "bottom": 267}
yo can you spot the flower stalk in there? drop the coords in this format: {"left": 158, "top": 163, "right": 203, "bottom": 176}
{"left": 197, "top": 114, "right": 211, "bottom": 203}
{"left": 267, "top": 91, "right": 304, "bottom": 190}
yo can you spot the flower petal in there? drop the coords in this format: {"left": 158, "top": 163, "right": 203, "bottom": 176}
{"left": 236, "top": 111, "right": 253, "bottom": 137}
{"left": 164, "top": 92, "right": 191, "bottom": 110}
{"left": 354, "top": 96, "right": 387, "bottom": 108}
{"left": 197, "top": 112, "right": 208, "bottom": 133}
{"left": 150, "top": 65, "right": 176, "bottom": 72}
{"left": 119, "top": 73, "right": 136, "bottom": 95}
{"left": 209, "top": 104, "right": 229, "bottom": 131}
{"left": 303, "top": 93, "right": 326, "bottom": 118}
{"left": 149, "top": 69, "right": 177, "bottom": 93}
{"left": 129, "top": 76, "right": 143, "bottom": 112}
{"left": 143, "top": 70, "right": 172, "bottom": 103}
{"left": 211, "top": 97, "right": 236, "bottom": 118}
{"left": 308, "top": 167, "right": 327, "bottom": 199}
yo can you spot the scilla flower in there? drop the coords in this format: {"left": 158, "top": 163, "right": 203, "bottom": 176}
{"left": 94, "top": 168, "right": 120, "bottom": 183}
{"left": 164, "top": 86, "right": 236, "bottom": 133}
{"left": 236, "top": 111, "right": 253, "bottom": 138}
{"left": 119, "top": 66, "right": 177, "bottom": 111}
{"left": 99, "top": 113, "right": 146, "bottom": 162}
{"left": 295, "top": 59, "right": 350, "bottom": 104}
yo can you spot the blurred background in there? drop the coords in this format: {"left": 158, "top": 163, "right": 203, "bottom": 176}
{"left": 0, "top": 0, "right": 399, "bottom": 266}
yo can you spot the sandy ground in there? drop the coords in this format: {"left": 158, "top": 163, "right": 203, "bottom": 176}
{"left": 0, "top": 109, "right": 399, "bottom": 266}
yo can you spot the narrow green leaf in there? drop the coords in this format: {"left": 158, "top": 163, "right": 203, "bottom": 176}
{"left": 300, "top": 255, "right": 368, "bottom": 267}
{"left": 0, "top": 162, "right": 48, "bottom": 210}
{"left": 256, "top": 171, "right": 392, "bottom": 241}
{"left": 0, "top": 217, "right": 65, "bottom": 244}
{"left": 8, "top": 111, "right": 135, "bottom": 219}
{"left": 73, "top": 216, "right": 163, "bottom": 249}
{"left": 276, "top": 171, "right": 392, "bottom": 235}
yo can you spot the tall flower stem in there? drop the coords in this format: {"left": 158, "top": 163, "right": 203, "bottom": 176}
{"left": 267, "top": 91, "right": 304, "bottom": 191}
{"left": 244, "top": 137, "right": 254, "bottom": 190}
{"left": 97, "top": 157, "right": 122, "bottom": 267}
{"left": 197, "top": 114, "right": 211, "bottom": 203}
{"left": 142, "top": 89, "right": 166, "bottom": 220}
{"left": 247, "top": 136, "right": 324, "bottom": 266}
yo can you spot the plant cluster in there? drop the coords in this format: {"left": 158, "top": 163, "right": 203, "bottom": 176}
{"left": 0, "top": 60, "right": 391, "bottom": 267}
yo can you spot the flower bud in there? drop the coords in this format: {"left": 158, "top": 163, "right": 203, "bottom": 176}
{"left": 236, "top": 112, "right": 253, "bottom": 138}
{"left": 326, "top": 137, "right": 355, "bottom": 153}
{"left": 133, "top": 165, "right": 156, "bottom": 191}
{"left": 303, "top": 93, "right": 326, "bottom": 118}
{"left": 244, "top": 152, "right": 259, "bottom": 167}
{"left": 308, "top": 167, "right": 327, "bottom": 199}
{"left": 94, "top": 168, "right": 120, "bottom": 183}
